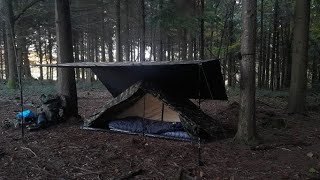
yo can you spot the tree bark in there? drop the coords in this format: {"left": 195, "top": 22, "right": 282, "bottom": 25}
{"left": 55, "top": 0, "right": 78, "bottom": 117}
{"left": 235, "top": 0, "right": 258, "bottom": 144}
{"left": 48, "top": 31, "right": 54, "bottom": 80}
{"left": 73, "top": 31, "right": 80, "bottom": 79}
{"left": 157, "top": 0, "right": 163, "bottom": 61}
{"left": 0, "top": 34, "right": 3, "bottom": 79}
{"left": 115, "top": 0, "right": 122, "bottom": 62}
{"left": 101, "top": 2, "right": 106, "bottom": 62}
{"left": 107, "top": 23, "right": 114, "bottom": 62}
{"left": 258, "top": 0, "right": 264, "bottom": 89}
{"left": 265, "top": 31, "right": 271, "bottom": 88}
{"left": 288, "top": 0, "right": 311, "bottom": 113}
{"left": 125, "top": 0, "right": 130, "bottom": 61}
{"left": 270, "top": 0, "right": 278, "bottom": 91}
{"left": 37, "top": 24, "right": 43, "bottom": 81}
{"left": 2, "top": 23, "right": 9, "bottom": 79}
{"left": 2, "top": 0, "right": 17, "bottom": 88}
{"left": 199, "top": 0, "right": 205, "bottom": 60}
{"left": 140, "top": 0, "right": 145, "bottom": 62}
{"left": 181, "top": 28, "right": 187, "bottom": 60}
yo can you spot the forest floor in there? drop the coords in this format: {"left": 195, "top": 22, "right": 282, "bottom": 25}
{"left": 0, "top": 80, "right": 320, "bottom": 180}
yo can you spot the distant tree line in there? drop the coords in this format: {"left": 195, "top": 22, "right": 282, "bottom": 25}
{"left": 0, "top": 0, "right": 319, "bottom": 89}
{"left": 0, "top": 0, "right": 319, "bottom": 143}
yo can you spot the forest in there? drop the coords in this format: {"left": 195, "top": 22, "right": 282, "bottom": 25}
{"left": 0, "top": 0, "right": 319, "bottom": 179}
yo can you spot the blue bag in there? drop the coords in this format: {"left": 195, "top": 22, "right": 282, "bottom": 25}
{"left": 16, "top": 110, "right": 35, "bottom": 119}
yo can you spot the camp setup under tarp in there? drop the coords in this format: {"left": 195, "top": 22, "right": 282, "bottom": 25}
{"left": 43, "top": 59, "right": 228, "bottom": 141}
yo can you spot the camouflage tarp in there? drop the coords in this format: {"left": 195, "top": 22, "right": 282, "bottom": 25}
{"left": 85, "top": 82, "right": 224, "bottom": 140}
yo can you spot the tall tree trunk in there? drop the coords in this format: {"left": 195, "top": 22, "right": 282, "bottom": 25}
{"left": 94, "top": 34, "right": 99, "bottom": 62}
{"left": 55, "top": 0, "right": 78, "bottom": 117}
{"left": 275, "top": 4, "right": 280, "bottom": 90}
{"left": 188, "top": 33, "right": 193, "bottom": 60}
{"left": 0, "top": 34, "right": 3, "bottom": 79}
{"left": 140, "top": 0, "right": 145, "bottom": 62}
{"left": 157, "top": 0, "right": 163, "bottom": 61}
{"left": 265, "top": 31, "right": 271, "bottom": 88}
{"left": 199, "top": 0, "right": 205, "bottom": 60}
{"left": 284, "top": 24, "right": 292, "bottom": 88}
{"left": 106, "top": 23, "right": 114, "bottom": 62}
{"left": 37, "top": 25, "right": 43, "bottom": 81}
{"left": 258, "top": 0, "right": 264, "bottom": 89}
{"left": 79, "top": 33, "right": 84, "bottom": 80}
{"left": 2, "top": 0, "right": 17, "bottom": 88}
{"left": 235, "top": 0, "right": 258, "bottom": 144}
{"left": 181, "top": 28, "right": 187, "bottom": 60}
{"left": 288, "top": 0, "right": 310, "bottom": 113}
{"left": 167, "top": 36, "right": 172, "bottom": 61}
{"left": 73, "top": 31, "right": 80, "bottom": 79}
{"left": 48, "top": 31, "right": 54, "bottom": 80}
{"left": 261, "top": 34, "right": 266, "bottom": 87}
{"left": 101, "top": 3, "right": 106, "bottom": 62}
{"left": 115, "top": 0, "right": 122, "bottom": 62}
{"left": 2, "top": 23, "right": 9, "bottom": 79}
{"left": 125, "top": 0, "right": 130, "bottom": 61}
{"left": 227, "top": 0, "right": 236, "bottom": 87}
{"left": 270, "top": 1, "right": 278, "bottom": 91}
{"left": 86, "top": 35, "right": 93, "bottom": 83}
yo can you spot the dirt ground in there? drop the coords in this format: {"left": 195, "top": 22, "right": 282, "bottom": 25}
{"left": 0, "top": 81, "right": 320, "bottom": 180}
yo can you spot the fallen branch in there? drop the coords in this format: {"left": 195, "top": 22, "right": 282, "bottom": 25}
{"left": 251, "top": 141, "right": 312, "bottom": 151}
{"left": 21, "top": 146, "right": 38, "bottom": 157}
{"left": 73, "top": 166, "right": 104, "bottom": 178}
{"left": 116, "top": 169, "right": 143, "bottom": 180}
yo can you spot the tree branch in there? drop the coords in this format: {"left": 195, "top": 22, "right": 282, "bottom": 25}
{"left": 14, "top": 0, "right": 44, "bottom": 22}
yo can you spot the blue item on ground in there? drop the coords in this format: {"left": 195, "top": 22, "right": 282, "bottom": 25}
{"left": 16, "top": 110, "right": 35, "bottom": 120}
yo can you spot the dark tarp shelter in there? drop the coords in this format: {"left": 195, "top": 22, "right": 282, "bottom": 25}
{"left": 40, "top": 59, "right": 228, "bottom": 140}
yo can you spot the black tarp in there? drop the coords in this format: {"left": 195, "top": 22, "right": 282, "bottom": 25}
{"left": 90, "top": 59, "right": 227, "bottom": 100}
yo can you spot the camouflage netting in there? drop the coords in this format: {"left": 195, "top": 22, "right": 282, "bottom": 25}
{"left": 85, "top": 82, "right": 224, "bottom": 140}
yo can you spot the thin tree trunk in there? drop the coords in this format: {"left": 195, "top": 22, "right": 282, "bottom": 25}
{"left": 280, "top": 19, "right": 286, "bottom": 88}
{"left": 258, "top": 0, "right": 264, "bottom": 89}
{"left": 157, "top": 0, "right": 163, "bottom": 61}
{"left": 261, "top": 34, "right": 266, "bottom": 87}
{"left": 73, "top": 31, "right": 80, "bottom": 80}
{"left": 199, "top": 0, "right": 205, "bottom": 60}
{"left": 0, "top": 34, "right": 3, "bottom": 79}
{"left": 2, "top": 23, "right": 9, "bottom": 79}
{"left": 48, "top": 31, "right": 54, "bottom": 80}
{"left": 80, "top": 33, "right": 85, "bottom": 80}
{"left": 37, "top": 25, "right": 43, "bottom": 81}
{"left": 115, "top": 0, "right": 122, "bottom": 62}
{"left": 265, "top": 31, "right": 271, "bottom": 88}
{"left": 284, "top": 27, "right": 292, "bottom": 88}
{"left": 181, "top": 28, "right": 187, "bottom": 60}
{"left": 100, "top": 1, "right": 106, "bottom": 62}
{"left": 188, "top": 33, "right": 193, "bottom": 60}
{"left": 275, "top": 15, "right": 280, "bottom": 89}
{"left": 106, "top": 22, "right": 114, "bottom": 62}
{"left": 125, "top": 0, "right": 130, "bottom": 61}
{"left": 140, "top": 0, "right": 145, "bottom": 61}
